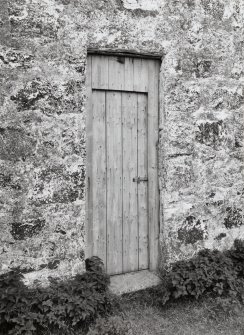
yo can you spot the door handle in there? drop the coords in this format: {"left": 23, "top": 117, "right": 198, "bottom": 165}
{"left": 132, "top": 177, "right": 148, "bottom": 183}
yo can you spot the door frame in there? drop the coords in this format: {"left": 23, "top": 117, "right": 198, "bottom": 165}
{"left": 85, "top": 50, "right": 161, "bottom": 272}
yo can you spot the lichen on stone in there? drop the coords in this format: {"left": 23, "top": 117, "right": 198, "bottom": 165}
{"left": 214, "top": 233, "right": 226, "bottom": 241}
{"left": 11, "top": 218, "right": 46, "bottom": 240}
{"left": 223, "top": 207, "right": 243, "bottom": 229}
{"left": 195, "top": 120, "right": 227, "bottom": 148}
{"left": 177, "top": 216, "right": 207, "bottom": 245}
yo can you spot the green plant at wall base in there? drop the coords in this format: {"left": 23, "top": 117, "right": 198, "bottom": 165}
{"left": 158, "top": 239, "right": 244, "bottom": 306}
{"left": 0, "top": 258, "right": 111, "bottom": 335}
{"left": 226, "top": 239, "right": 244, "bottom": 278}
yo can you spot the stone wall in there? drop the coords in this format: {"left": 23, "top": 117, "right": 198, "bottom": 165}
{"left": 0, "top": 0, "right": 243, "bottom": 282}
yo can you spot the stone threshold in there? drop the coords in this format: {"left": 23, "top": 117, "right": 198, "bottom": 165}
{"left": 109, "top": 269, "right": 161, "bottom": 295}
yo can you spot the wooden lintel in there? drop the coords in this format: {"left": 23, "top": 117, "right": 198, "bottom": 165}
{"left": 87, "top": 48, "right": 163, "bottom": 60}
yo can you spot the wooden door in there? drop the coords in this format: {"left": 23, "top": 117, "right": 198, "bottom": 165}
{"left": 86, "top": 54, "right": 160, "bottom": 275}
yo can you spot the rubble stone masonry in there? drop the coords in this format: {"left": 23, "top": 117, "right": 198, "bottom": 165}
{"left": 0, "top": 0, "right": 243, "bottom": 283}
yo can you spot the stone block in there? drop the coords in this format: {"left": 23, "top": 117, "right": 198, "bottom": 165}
{"left": 122, "top": 0, "right": 160, "bottom": 11}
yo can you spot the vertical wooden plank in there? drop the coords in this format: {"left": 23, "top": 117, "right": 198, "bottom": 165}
{"left": 91, "top": 91, "right": 107, "bottom": 265}
{"left": 85, "top": 55, "right": 93, "bottom": 258}
{"left": 137, "top": 93, "right": 149, "bottom": 270}
{"left": 133, "top": 58, "right": 148, "bottom": 92}
{"left": 124, "top": 57, "right": 134, "bottom": 91}
{"left": 122, "top": 92, "right": 138, "bottom": 272}
{"left": 147, "top": 60, "right": 160, "bottom": 271}
{"left": 108, "top": 56, "right": 125, "bottom": 90}
{"left": 106, "top": 91, "right": 123, "bottom": 274}
{"left": 91, "top": 55, "right": 109, "bottom": 89}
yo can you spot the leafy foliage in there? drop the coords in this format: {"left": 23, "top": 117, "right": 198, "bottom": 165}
{"left": 0, "top": 257, "right": 111, "bottom": 335}
{"left": 85, "top": 256, "right": 105, "bottom": 273}
{"left": 87, "top": 316, "right": 132, "bottom": 335}
{"left": 226, "top": 239, "right": 244, "bottom": 278}
{"left": 159, "top": 239, "right": 244, "bottom": 305}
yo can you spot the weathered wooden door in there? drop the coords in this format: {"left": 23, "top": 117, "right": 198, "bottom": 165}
{"left": 86, "top": 54, "right": 160, "bottom": 275}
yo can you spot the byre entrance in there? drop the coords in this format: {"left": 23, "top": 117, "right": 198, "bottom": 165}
{"left": 86, "top": 52, "right": 160, "bottom": 275}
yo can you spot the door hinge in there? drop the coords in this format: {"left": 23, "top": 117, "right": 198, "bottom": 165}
{"left": 132, "top": 177, "right": 148, "bottom": 183}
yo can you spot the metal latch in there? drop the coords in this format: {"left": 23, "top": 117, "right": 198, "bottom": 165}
{"left": 132, "top": 177, "right": 148, "bottom": 183}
